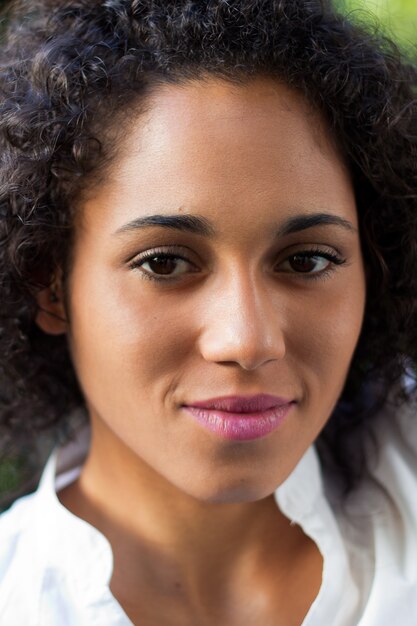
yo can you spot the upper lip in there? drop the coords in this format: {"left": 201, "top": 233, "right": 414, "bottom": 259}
{"left": 184, "top": 394, "right": 294, "bottom": 413}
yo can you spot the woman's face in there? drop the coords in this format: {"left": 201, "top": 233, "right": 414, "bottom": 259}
{"left": 47, "top": 77, "right": 366, "bottom": 503}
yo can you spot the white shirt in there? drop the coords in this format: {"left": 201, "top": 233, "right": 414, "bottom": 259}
{"left": 0, "top": 401, "right": 417, "bottom": 625}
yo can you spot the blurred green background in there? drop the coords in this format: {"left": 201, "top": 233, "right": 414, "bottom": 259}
{"left": 339, "top": 0, "right": 416, "bottom": 51}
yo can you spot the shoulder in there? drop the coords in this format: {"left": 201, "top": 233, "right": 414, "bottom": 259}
{"left": 0, "top": 491, "right": 42, "bottom": 623}
{"left": 340, "top": 399, "right": 417, "bottom": 600}
{"left": 370, "top": 398, "right": 417, "bottom": 487}
{"left": 317, "top": 398, "right": 417, "bottom": 623}
{"left": 368, "top": 398, "right": 417, "bottom": 520}
{"left": 338, "top": 397, "right": 417, "bottom": 519}
{"left": 0, "top": 438, "right": 102, "bottom": 626}
{"left": 0, "top": 492, "right": 38, "bottom": 571}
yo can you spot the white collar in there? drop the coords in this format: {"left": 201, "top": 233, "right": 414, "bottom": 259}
{"left": 30, "top": 424, "right": 359, "bottom": 624}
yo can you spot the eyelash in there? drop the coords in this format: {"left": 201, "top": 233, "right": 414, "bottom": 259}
{"left": 128, "top": 246, "right": 347, "bottom": 284}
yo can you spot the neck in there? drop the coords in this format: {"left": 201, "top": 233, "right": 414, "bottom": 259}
{"left": 58, "top": 416, "right": 307, "bottom": 608}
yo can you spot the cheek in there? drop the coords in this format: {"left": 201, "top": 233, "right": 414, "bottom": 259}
{"left": 287, "top": 276, "right": 366, "bottom": 402}
{"left": 66, "top": 266, "right": 192, "bottom": 404}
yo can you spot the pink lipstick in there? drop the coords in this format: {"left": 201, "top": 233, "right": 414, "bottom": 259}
{"left": 182, "top": 394, "right": 294, "bottom": 441}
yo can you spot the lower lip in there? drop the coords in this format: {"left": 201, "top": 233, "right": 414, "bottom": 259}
{"left": 183, "top": 403, "right": 294, "bottom": 441}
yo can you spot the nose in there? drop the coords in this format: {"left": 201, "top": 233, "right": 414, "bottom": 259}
{"left": 197, "top": 270, "right": 286, "bottom": 371}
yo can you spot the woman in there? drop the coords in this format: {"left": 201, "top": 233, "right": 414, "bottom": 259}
{"left": 0, "top": 0, "right": 416, "bottom": 624}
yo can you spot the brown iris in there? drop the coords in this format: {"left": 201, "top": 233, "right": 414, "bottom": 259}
{"left": 288, "top": 254, "right": 321, "bottom": 273}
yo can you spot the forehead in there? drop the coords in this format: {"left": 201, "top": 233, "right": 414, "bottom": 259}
{"left": 116, "top": 75, "right": 343, "bottom": 171}
{"left": 78, "top": 76, "right": 356, "bottom": 239}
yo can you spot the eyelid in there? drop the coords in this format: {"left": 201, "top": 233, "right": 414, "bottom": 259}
{"left": 275, "top": 241, "right": 344, "bottom": 258}
{"left": 278, "top": 248, "right": 345, "bottom": 266}
{"left": 128, "top": 242, "right": 186, "bottom": 258}
{"left": 128, "top": 245, "right": 197, "bottom": 265}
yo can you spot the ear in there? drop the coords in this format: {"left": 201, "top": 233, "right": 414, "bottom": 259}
{"left": 35, "top": 268, "right": 68, "bottom": 336}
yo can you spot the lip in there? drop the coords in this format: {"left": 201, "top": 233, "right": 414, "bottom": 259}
{"left": 182, "top": 394, "right": 295, "bottom": 441}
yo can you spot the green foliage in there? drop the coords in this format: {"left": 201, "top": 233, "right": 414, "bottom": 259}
{"left": 0, "top": 457, "right": 23, "bottom": 494}
{"left": 0, "top": 452, "right": 40, "bottom": 512}
{"left": 337, "top": 0, "right": 417, "bottom": 51}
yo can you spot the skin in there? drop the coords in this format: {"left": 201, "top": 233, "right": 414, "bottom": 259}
{"left": 36, "top": 77, "right": 366, "bottom": 625}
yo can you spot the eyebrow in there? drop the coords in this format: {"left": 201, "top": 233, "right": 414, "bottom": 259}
{"left": 278, "top": 213, "right": 357, "bottom": 236}
{"left": 115, "top": 214, "right": 215, "bottom": 237}
{"left": 114, "top": 211, "right": 356, "bottom": 237}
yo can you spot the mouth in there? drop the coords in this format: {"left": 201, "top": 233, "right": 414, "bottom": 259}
{"left": 182, "top": 394, "right": 296, "bottom": 441}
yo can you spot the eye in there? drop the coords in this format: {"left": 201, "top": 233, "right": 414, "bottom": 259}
{"left": 140, "top": 255, "right": 189, "bottom": 276}
{"left": 128, "top": 248, "right": 198, "bottom": 282}
{"left": 279, "top": 249, "right": 346, "bottom": 277}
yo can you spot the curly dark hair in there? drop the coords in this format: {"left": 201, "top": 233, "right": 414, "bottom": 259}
{"left": 0, "top": 0, "right": 416, "bottom": 498}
